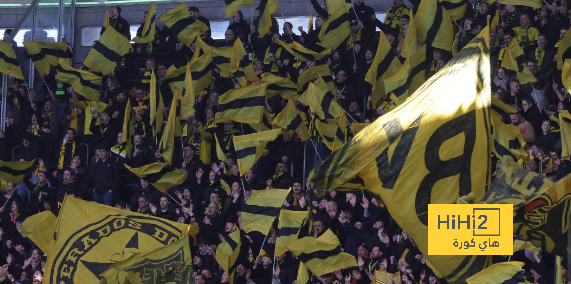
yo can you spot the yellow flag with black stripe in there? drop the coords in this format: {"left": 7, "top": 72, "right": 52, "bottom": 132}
{"left": 318, "top": 8, "right": 350, "bottom": 50}
{"left": 562, "top": 59, "right": 571, "bottom": 95}
{"left": 216, "top": 229, "right": 242, "bottom": 284}
{"left": 230, "top": 39, "right": 257, "bottom": 84}
{"left": 214, "top": 82, "right": 268, "bottom": 124}
{"left": 384, "top": 45, "right": 427, "bottom": 106}
{"left": 250, "top": 108, "right": 275, "bottom": 132}
{"left": 0, "top": 159, "right": 36, "bottom": 184}
{"left": 180, "top": 64, "right": 195, "bottom": 120}
{"left": 351, "top": 123, "right": 370, "bottom": 135}
{"left": 490, "top": 98, "right": 527, "bottom": 161}
{"left": 188, "top": 48, "right": 214, "bottom": 97}
{"left": 0, "top": 41, "right": 24, "bottom": 80}
{"left": 225, "top": 0, "right": 254, "bottom": 18}
{"left": 36, "top": 196, "right": 188, "bottom": 284}
{"left": 100, "top": 234, "right": 193, "bottom": 284}
{"left": 149, "top": 69, "right": 164, "bottom": 139}
{"left": 159, "top": 92, "right": 178, "bottom": 165}
{"left": 466, "top": 262, "right": 527, "bottom": 284}
{"left": 400, "top": 10, "right": 419, "bottom": 60}
{"left": 275, "top": 210, "right": 308, "bottom": 255}
{"left": 314, "top": 112, "right": 347, "bottom": 151}
{"left": 559, "top": 110, "right": 571, "bottom": 159}
{"left": 214, "top": 133, "right": 228, "bottom": 164}
{"left": 233, "top": 129, "right": 281, "bottom": 176}
{"left": 501, "top": 37, "right": 537, "bottom": 84}
{"left": 273, "top": 99, "right": 310, "bottom": 140}
{"left": 242, "top": 187, "right": 291, "bottom": 234}
{"left": 23, "top": 41, "right": 72, "bottom": 76}
{"left": 262, "top": 72, "right": 298, "bottom": 100}
{"left": 557, "top": 24, "right": 571, "bottom": 70}
{"left": 258, "top": 0, "right": 280, "bottom": 37}
{"left": 84, "top": 25, "right": 133, "bottom": 75}
{"left": 132, "top": 3, "right": 156, "bottom": 43}
{"left": 309, "top": 26, "right": 492, "bottom": 283}
{"left": 326, "top": 0, "right": 351, "bottom": 15}
{"left": 297, "top": 262, "right": 312, "bottom": 284}
{"left": 299, "top": 76, "right": 343, "bottom": 120}
{"left": 125, "top": 163, "right": 188, "bottom": 192}
{"left": 55, "top": 59, "right": 102, "bottom": 101}
{"left": 160, "top": 3, "right": 209, "bottom": 47}
{"left": 439, "top": 0, "right": 469, "bottom": 21}
{"left": 194, "top": 38, "right": 234, "bottom": 78}
{"left": 365, "top": 32, "right": 400, "bottom": 108}
{"left": 285, "top": 229, "right": 357, "bottom": 276}
{"left": 416, "top": 0, "right": 454, "bottom": 51}
{"left": 487, "top": 0, "right": 541, "bottom": 8}
{"left": 122, "top": 99, "right": 133, "bottom": 159}
{"left": 297, "top": 64, "right": 336, "bottom": 95}
{"left": 166, "top": 64, "right": 187, "bottom": 95}
{"left": 276, "top": 40, "right": 331, "bottom": 62}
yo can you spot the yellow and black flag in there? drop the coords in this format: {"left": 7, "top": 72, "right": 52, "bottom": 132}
{"left": 314, "top": 112, "right": 348, "bottom": 151}
{"left": 149, "top": 69, "right": 164, "bottom": 139}
{"left": 326, "top": 0, "right": 351, "bottom": 15}
{"left": 309, "top": 26, "right": 492, "bottom": 283}
{"left": 28, "top": 196, "right": 188, "bottom": 284}
{"left": 276, "top": 40, "right": 332, "bottom": 62}
{"left": 241, "top": 187, "right": 291, "bottom": 234}
{"left": 132, "top": 3, "right": 156, "bottom": 43}
{"left": 250, "top": 108, "right": 275, "bottom": 132}
{"left": 180, "top": 64, "right": 196, "bottom": 120}
{"left": 299, "top": 76, "right": 343, "bottom": 120}
{"left": 501, "top": 37, "right": 537, "bottom": 84}
{"left": 230, "top": 39, "right": 257, "bottom": 84}
{"left": 560, "top": 110, "right": 571, "bottom": 159}
{"left": 0, "top": 159, "right": 36, "bottom": 184}
{"left": 0, "top": 41, "right": 24, "bottom": 80}
{"left": 557, "top": 24, "right": 571, "bottom": 70}
{"left": 400, "top": 10, "right": 419, "bottom": 60}
{"left": 233, "top": 129, "right": 281, "bottom": 176}
{"left": 166, "top": 64, "right": 187, "bottom": 95}
{"left": 439, "top": 0, "right": 469, "bottom": 21}
{"left": 122, "top": 99, "right": 134, "bottom": 159}
{"left": 262, "top": 72, "right": 298, "bottom": 100}
{"left": 297, "top": 64, "right": 336, "bottom": 95}
{"left": 351, "top": 123, "right": 370, "bottom": 135}
{"left": 55, "top": 59, "right": 102, "bottom": 101}
{"left": 285, "top": 229, "right": 357, "bottom": 276}
{"left": 415, "top": 0, "right": 454, "bottom": 51}
{"left": 258, "top": 0, "right": 280, "bottom": 37}
{"left": 100, "top": 235, "right": 193, "bottom": 284}
{"left": 563, "top": 59, "right": 571, "bottom": 94}
{"left": 214, "top": 82, "right": 268, "bottom": 124}
{"left": 318, "top": 8, "right": 350, "bottom": 50}
{"left": 275, "top": 210, "right": 308, "bottom": 255}
{"left": 160, "top": 3, "right": 209, "bottom": 47}
{"left": 490, "top": 98, "right": 527, "bottom": 161}
{"left": 273, "top": 99, "right": 310, "bottom": 140}
{"left": 225, "top": 0, "right": 254, "bottom": 18}
{"left": 84, "top": 25, "right": 133, "bottom": 75}
{"left": 23, "top": 41, "right": 72, "bottom": 76}
{"left": 19, "top": 211, "right": 57, "bottom": 255}
{"left": 125, "top": 163, "right": 188, "bottom": 192}
{"left": 466, "top": 262, "right": 526, "bottom": 284}
{"left": 188, "top": 48, "right": 214, "bottom": 97}
{"left": 216, "top": 229, "right": 243, "bottom": 284}
{"left": 384, "top": 45, "right": 427, "bottom": 106}
{"left": 365, "top": 31, "right": 400, "bottom": 108}
{"left": 159, "top": 92, "right": 178, "bottom": 165}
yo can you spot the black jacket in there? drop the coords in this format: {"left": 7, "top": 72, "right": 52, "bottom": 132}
{"left": 89, "top": 158, "right": 118, "bottom": 194}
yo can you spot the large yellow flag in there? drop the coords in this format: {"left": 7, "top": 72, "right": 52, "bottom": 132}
{"left": 180, "top": 64, "right": 196, "bottom": 120}
{"left": 241, "top": 187, "right": 290, "bottom": 234}
{"left": 132, "top": 3, "right": 156, "bottom": 43}
{"left": 326, "top": 0, "right": 351, "bottom": 15}
{"left": 563, "top": 59, "right": 571, "bottom": 98}
{"left": 466, "top": 262, "right": 527, "bottom": 284}
{"left": 258, "top": 0, "right": 280, "bottom": 37}
{"left": 160, "top": 3, "right": 209, "bottom": 47}
{"left": 560, "top": 110, "right": 571, "bottom": 159}
{"left": 262, "top": 73, "right": 298, "bottom": 100}
{"left": 299, "top": 77, "right": 343, "bottom": 120}
{"left": 318, "top": 8, "right": 350, "bottom": 50}
{"left": 230, "top": 38, "right": 257, "bottom": 84}
{"left": 55, "top": 59, "right": 102, "bottom": 101}
{"left": 216, "top": 229, "right": 242, "bottom": 284}
{"left": 20, "top": 211, "right": 57, "bottom": 255}
{"left": 159, "top": 92, "right": 178, "bottom": 165}
{"left": 275, "top": 210, "right": 308, "bottom": 255}
{"left": 125, "top": 163, "right": 188, "bottom": 192}
{"left": 558, "top": 25, "right": 571, "bottom": 70}
{"left": 501, "top": 37, "right": 537, "bottom": 84}
{"left": 276, "top": 40, "right": 332, "bottom": 62}
{"left": 273, "top": 99, "right": 310, "bottom": 140}
{"left": 439, "top": 0, "right": 468, "bottom": 21}
{"left": 416, "top": 0, "right": 454, "bottom": 51}
{"left": 23, "top": 41, "right": 72, "bottom": 76}
{"left": 297, "top": 64, "right": 336, "bottom": 94}
{"left": 84, "top": 25, "right": 133, "bottom": 75}
{"left": 214, "top": 82, "right": 267, "bottom": 124}
{"left": 314, "top": 112, "right": 348, "bottom": 151}
{"left": 100, "top": 235, "right": 193, "bottom": 284}
{"left": 0, "top": 159, "right": 36, "bottom": 183}
{"left": 40, "top": 196, "right": 188, "bottom": 284}
{"left": 187, "top": 48, "right": 213, "bottom": 98}
{"left": 490, "top": 98, "right": 527, "bottom": 161}
{"left": 225, "top": 0, "right": 254, "bottom": 18}
{"left": 365, "top": 32, "right": 400, "bottom": 108}
{"left": 0, "top": 41, "right": 24, "bottom": 80}
{"left": 233, "top": 129, "right": 281, "bottom": 176}
{"left": 309, "top": 26, "right": 492, "bottom": 282}
{"left": 285, "top": 229, "right": 357, "bottom": 276}
{"left": 122, "top": 99, "right": 133, "bottom": 159}
{"left": 384, "top": 45, "right": 427, "bottom": 106}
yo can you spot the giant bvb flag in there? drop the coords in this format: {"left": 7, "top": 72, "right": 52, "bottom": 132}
{"left": 309, "top": 26, "right": 492, "bottom": 282}
{"left": 37, "top": 197, "right": 188, "bottom": 284}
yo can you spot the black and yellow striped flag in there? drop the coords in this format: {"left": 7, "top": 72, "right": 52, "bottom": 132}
{"left": 0, "top": 159, "right": 36, "bottom": 184}
{"left": 351, "top": 123, "right": 370, "bottom": 135}
{"left": 400, "top": 10, "right": 419, "bottom": 60}
{"left": 132, "top": 3, "right": 156, "bottom": 43}
{"left": 275, "top": 209, "right": 308, "bottom": 255}
{"left": 84, "top": 25, "right": 133, "bottom": 75}
{"left": 557, "top": 25, "right": 571, "bottom": 70}
{"left": 318, "top": 8, "right": 350, "bottom": 50}
{"left": 261, "top": 72, "right": 298, "bottom": 100}
{"left": 149, "top": 69, "right": 164, "bottom": 139}
{"left": 225, "top": 0, "right": 254, "bottom": 18}
{"left": 215, "top": 229, "right": 242, "bottom": 284}
{"left": 0, "top": 41, "right": 24, "bottom": 80}
{"left": 55, "top": 59, "right": 102, "bottom": 101}
{"left": 180, "top": 64, "right": 196, "bottom": 120}
{"left": 214, "top": 133, "right": 228, "bottom": 164}
{"left": 490, "top": 98, "right": 527, "bottom": 161}
{"left": 560, "top": 110, "right": 571, "bottom": 160}
{"left": 562, "top": 59, "right": 571, "bottom": 94}
{"left": 124, "top": 163, "right": 188, "bottom": 192}
{"left": 166, "top": 64, "right": 187, "bottom": 95}
{"left": 159, "top": 92, "right": 178, "bottom": 165}
{"left": 23, "top": 41, "right": 72, "bottom": 76}
{"left": 439, "top": 0, "right": 468, "bottom": 21}
{"left": 233, "top": 129, "right": 281, "bottom": 176}
{"left": 297, "top": 64, "right": 336, "bottom": 95}
{"left": 297, "top": 262, "right": 312, "bottom": 284}
{"left": 416, "top": 0, "right": 454, "bottom": 51}
{"left": 285, "top": 229, "right": 357, "bottom": 276}
{"left": 160, "top": 3, "right": 209, "bottom": 47}
{"left": 195, "top": 38, "right": 233, "bottom": 78}
{"left": 188, "top": 48, "right": 213, "bottom": 97}
{"left": 299, "top": 76, "right": 343, "bottom": 120}
{"left": 314, "top": 112, "right": 347, "bottom": 151}
{"left": 364, "top": 32, "right": 400, "bottom": 108}
{"left": 242, "top": 187, "right": 291, "bottom": 234}
{"left": 501, "top": 37, "right": 537, "bottom": 84}
{"left": 122, "top": 99, "right": 133, "bottom": 159}
{"left": 276, "top": 40, "right": 332, "bottom": 62}
{"left": 230, "top": 39, "right": 257, "bottom": 84}
{"left": 214, "top": 82, "right": 268, "bottom": 124}
{"left": 384, "top": 45, "right": 427, "bottom": 106}
{"left": 258, "top": 0, "right": 280, "bottom": 37}
{"left": 273, "top": 100, "right": 310, "bottom": 140}
{"left": 250, "top": 108, "right": 275, "bottom": 132}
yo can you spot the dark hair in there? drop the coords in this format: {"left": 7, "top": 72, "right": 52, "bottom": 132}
{"left": 189, "top": 6, "right": 200, "bottom": 13}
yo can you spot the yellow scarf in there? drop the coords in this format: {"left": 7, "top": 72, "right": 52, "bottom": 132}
{"left": 264, "top": 46, "right": 282, "bottom": 73}
{"left": 58, "top": 140, "right": 76, "bottom": 169}
{"left": 272, "top": 172, "right": 284, "bottom": 181}
{"left": 63, "top": 179, "right": 75, "bottom": 185}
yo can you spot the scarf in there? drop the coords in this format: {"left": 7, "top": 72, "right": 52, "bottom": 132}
{"left": 63, "top": 179, "right": 75, "bottom": 185}
{"left": 535, "top": 47, "right": 545, "bottom": 68}
{"left": 58, "top": 140, "right": 75, "bottom": 169}
{"left": 33, "top": 182, "right": 47, "bottom": 196}
{"left": 272, "top": 172, "right": 284, "bottom": 181}
{"left": 9, "top": 213, "right": 19, "bottom": 223}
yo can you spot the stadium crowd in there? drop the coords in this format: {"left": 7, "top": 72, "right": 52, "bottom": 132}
{"left": 0, "top": 0, "right": 570, "bottom": 283}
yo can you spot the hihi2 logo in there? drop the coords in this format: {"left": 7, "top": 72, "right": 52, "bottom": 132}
{"left": 428, "top": 204, "right": 513, "bottom": 255}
